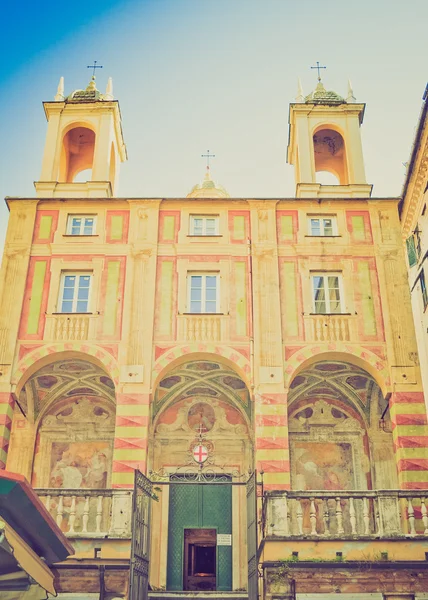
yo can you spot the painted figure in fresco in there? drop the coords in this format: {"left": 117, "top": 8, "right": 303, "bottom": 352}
{"left": 50, "top": 450, "right": 84, "bottom": 489}
{"left": 85, "top": 451, "right": 108, "bottom": 488}
{"left": 188, "top": 402, "right": 215, "bottom": 433}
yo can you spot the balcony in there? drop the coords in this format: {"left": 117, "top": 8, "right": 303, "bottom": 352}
{"left": 35, "top": 488, "right": 132, "bottom": 538}
{"left": 177, "top": 314, "right": 230, "bottom": 342}
{"left": 44, "top": 313, "right": 98, "bottom": 341}
{"left": 264, "top": 490, "right": 428, "bottom": 539}
{"left": 304, "top": 314, "right": 356, "bottom": 342}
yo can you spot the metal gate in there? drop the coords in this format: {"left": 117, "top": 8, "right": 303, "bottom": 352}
{"left": 129, "top": 470, "right": 153, "bottom": 600}
{"left": 246, "top": 471, "right": 258, "bottom": 600}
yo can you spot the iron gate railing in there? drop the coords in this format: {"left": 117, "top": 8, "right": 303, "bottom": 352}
{"left": 247, "top": 471, "right": 258, "bottom": 600}
{"left": 129, "top": 470, "right": 153, "bottom": 600}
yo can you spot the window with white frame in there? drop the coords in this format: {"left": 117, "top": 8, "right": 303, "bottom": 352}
{"left": 308, "top": 216, "right": 337, "bottom": 236}
{"left": 188, "top": 274, "right": 219, "bottom": 313}
{"left": 190, "top": 215, "right": 219, "bottom": 236}
{"left": 67, "top": 215, "right": 96, "bottom": 235}
{"left": 59, "top": 273, "right": 92, "bottom": 313}
{"left": 311, "top": 273, "right": 344, "bottom": 314}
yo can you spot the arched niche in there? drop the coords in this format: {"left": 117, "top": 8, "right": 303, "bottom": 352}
{"left": 7, "top": 357, "right": 116, "bottom": 484}
{"left": 313, "top": 126, "right": 348, "bottom": 185}
{"left": 59, "top": 126, "right": 96, "bottom": 183}
{"left": 288, "top": 360, "right": 397, "bottom": 492}
{"left": 150, "top": 359, "right": 253, "bottom": 475}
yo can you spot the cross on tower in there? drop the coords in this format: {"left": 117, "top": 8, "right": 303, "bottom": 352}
{"left": 87, "top": 60, "right": 103, "bottom": 78}
{"left": 311, "top": 61, "right": 326, "bottom": 82}
{"left": 201, "top": 150, "right": 215, "bottom": 169}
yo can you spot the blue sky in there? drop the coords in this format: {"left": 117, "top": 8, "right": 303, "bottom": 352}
{"left": 1, "top": 0, "right": 427, "bottom": 255}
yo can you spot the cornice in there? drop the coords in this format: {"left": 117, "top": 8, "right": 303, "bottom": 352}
{"left": 401, "top": 122, "right": 428, "bottom": 238}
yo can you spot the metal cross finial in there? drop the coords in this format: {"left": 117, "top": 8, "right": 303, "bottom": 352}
{"left": 201, "top": 150, "right": 215, "bottom": 169}
{"left": 87, "top": 60, "right": 103, "bottom": 78}
{"left": 311, "top": 61, "right": 326, "bottom": 82}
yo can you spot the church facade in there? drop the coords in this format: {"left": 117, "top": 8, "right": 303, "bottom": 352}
{"left": 1, "top": 74, "right": 428, "bottom": 599}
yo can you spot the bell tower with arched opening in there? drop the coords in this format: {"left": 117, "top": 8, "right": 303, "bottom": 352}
{"left": 35, "top": 75, "right": 127, "bottom": 198}
{"left": 287, "top": 78, "right": 372, "bottom": 198}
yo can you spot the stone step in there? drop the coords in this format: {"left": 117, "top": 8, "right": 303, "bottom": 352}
{"left": 149, "top": 594, "right": 248, "bottom": 600}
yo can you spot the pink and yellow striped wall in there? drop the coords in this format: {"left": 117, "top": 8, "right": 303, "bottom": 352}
{"left": 255, "top": 393, "right": 290, "bottom": 491}
{"left": 390, "top": 391, "right": 428, "bottom": 489}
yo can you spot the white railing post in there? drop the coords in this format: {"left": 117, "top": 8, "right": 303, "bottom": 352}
{"left": 56, "top": 496, "right": 64, "bottom": 529}
{"left": 96, "top": 495, "right": 103, "bottom": 533}
{"left": 82, "top": 496, "right": 90, "bottom": 533}
{"left": 336, "top": 497, "right": 344, "bottom": 535}
{"left": 349, "top": 497, "right": 357, "bottom": 535}
{"left": 296, "top": 499, "right": 304, "bottom": 535}
{"left": 407, "top": 498, "right": 416, "bottom": 536}
{"left": 323, "top": 499, "right": 330, "bottom": 537}
{"left": 68, "top": 496, "right": 76, "bottom": 534}
{"left": 310, "top": 498, "right": 317, "bottom": 536}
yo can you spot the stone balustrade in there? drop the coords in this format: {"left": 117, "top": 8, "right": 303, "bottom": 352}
{"left": 264, "top": 490, "right": 428, "bottom": 539}
{"left": 304, "top": 314, "right": 356, "bottom": 342}
{"left": 36, "top": 488, "right": 132, "bottom": 538}
{"left": 44, "top": 314, "right": 98, "bottom": 341}
{"left": 177, "top": 314, "right": 229, "bottom": 342}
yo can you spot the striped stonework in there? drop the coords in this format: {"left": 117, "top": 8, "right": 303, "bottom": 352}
{"left": 390, "top": 391, "right": 428, "bottom": 489}
{"left": 111, "top": 393, "right": 149, "bottom": 488}
{"left": 255, "top": 393, "right": 290, "bottom": 491}
{"left": 0, "top": 393, "right": 15, "bottom": 469}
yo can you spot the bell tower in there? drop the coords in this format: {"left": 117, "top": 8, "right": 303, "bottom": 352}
{"left": 35, "top": 75, "right": 127, "bottom": 198}
{"left": 287, "top": 78, "right": 372, "bottom": 198}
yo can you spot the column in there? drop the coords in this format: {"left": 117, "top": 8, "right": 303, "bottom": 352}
{"left": 255, "top": 391, "right": 290, "bottom": 491}
{"left": 111, "top": 390, "right": 150, "bottom": 488}
{"left": 390, "top": 391, "right": 428, "bottom": 489}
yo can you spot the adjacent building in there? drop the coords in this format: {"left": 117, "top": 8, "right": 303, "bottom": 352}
{"left": 0, "top": 74, "right": 428, "bottom": 599}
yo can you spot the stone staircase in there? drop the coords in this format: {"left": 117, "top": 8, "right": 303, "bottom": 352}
{"left": 149, "top": 593, "right": 248, "bottom": 600}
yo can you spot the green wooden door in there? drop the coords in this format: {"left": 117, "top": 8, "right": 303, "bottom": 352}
{"left": 167, "top": 483, "right": 232, "bottom": 591}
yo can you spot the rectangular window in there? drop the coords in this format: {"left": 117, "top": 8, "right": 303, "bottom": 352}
{"left": 59, "top": 273, "right": 92, "bottom": 313}
{"left": 190, "top": 215, "right": 219, "bottom": 236}
{"left": 311, "top": 273, "right": 344, "bottom": 314}
{"left": 308, "top": 216, "right": 337, "bottom": 236}
{"left": 188, "top": 274, "right": 219, "bottom": 313}
{"left": 421, "top": 270, "right": 428, "bottom": 310}
{"left": 67, "top": 215, "right": 96, "bottom": 235}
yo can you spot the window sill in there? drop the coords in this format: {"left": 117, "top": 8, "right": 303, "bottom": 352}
{"left": 305, "top": 235, "right": 341, "bottom": 238}
{"left": 309, "top": 312, "right": 351, "bottom": 316}
{"left": 187, "top": 235, "right": 223, "bottom": 238}
{"left": 51, "top": 312, "right": 94, "bottom": 315}
{"left": 182, "top": 313, "right": 224, "bottom": 316}
{"left": 63, "top": 234, "right": 99, "bottom": 238}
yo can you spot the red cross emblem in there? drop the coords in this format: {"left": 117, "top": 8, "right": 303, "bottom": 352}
{"left": 192, "top": 444, "right": 208, "bottom": 464}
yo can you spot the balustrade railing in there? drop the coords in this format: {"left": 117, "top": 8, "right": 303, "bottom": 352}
{"left": 177, "top": 314, "right": 229, "bottom": 342}
{"left": 44, "top": 314, "right": 98, "bottom": 341}
{"left": 265, "top": 490, "right": 428, "bottom": 539}
{"left": 304, "top": 314, "right": 355, "bottom": 342}
{"left": 35, "top": 488, "right": 132, "bottom": 538}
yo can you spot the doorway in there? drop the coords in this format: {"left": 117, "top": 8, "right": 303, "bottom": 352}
{"left": 184, "top": 528, "right": 216, "bottom": 591}
{"left": 166, "top": 482, "right": 232, "bottom": 591}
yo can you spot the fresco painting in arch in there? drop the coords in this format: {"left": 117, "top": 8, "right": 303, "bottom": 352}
{"left": 292, "top": 441, "right": 355, "bottom": 491}
{"left": 50, "top": 440, "right": 111, "bottom": 489}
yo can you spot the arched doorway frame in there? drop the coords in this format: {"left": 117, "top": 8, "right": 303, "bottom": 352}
{"left": 149, "top": 353, "right": 253, "bottom": 593}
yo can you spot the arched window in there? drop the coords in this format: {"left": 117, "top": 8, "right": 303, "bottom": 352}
{"left": 59, "top": 126, "right": 95, "bottom": 183}
{"left": 313, "top": 128, "right": 348, "bottom": 184}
